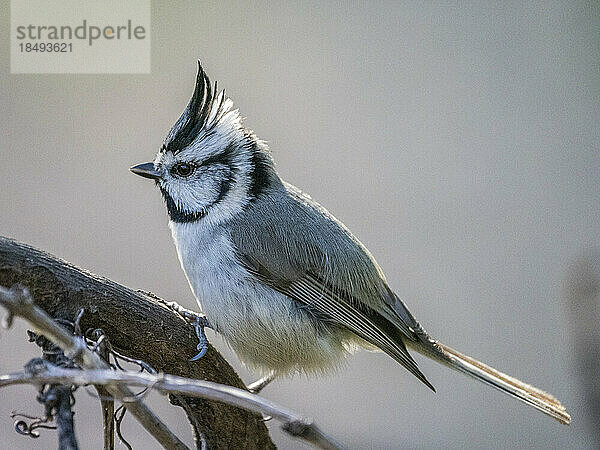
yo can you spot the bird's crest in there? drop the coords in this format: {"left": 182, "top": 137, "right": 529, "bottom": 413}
{"left": 163, "top": 61, "right": 236, "bottom": 154}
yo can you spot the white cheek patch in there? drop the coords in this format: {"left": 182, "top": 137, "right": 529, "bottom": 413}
{"left": 161, "top": 170, "right": 219, "bottom": 214}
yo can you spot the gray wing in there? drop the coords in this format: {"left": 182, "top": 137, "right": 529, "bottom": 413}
{"left": 230, "top": 183, "right": 434, "bottom": 391}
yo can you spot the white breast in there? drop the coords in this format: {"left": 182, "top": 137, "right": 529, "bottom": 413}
{"left": 169, "top": 219, "right": 355, "bottom": 376}
{"left": 170, "top": 220, "right": 247, "bottom": 328}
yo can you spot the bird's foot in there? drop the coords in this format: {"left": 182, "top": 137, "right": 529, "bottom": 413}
{"left": 190, "top": 315, "right": 211, "bottom": 361}
{"left": 247, "top": 374, "right": 276, "bottom": 394}
{"left": 162, "top": 302, "right": 211, "bottom": 361}
{"left": 160, "top": 299, "right": 199, "bottom": 322}
{"left": 140, "top": 293, "right": 212, "bottom": 361}
{"left": 146, "top": 293, "right": 206, "bottom": 326}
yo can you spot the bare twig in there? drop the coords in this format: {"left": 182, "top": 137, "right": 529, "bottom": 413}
{"left": 0, "top": 284, "right": 189, "bottom": 450}
{"left": 23, "top": 326, "right": 79, "bottom": 448}
{"left": 11, "top": 410, "right": 56, "bottom": 438}
{"left": 247, "top": 374, "right": 276, "bottom": 394}
{"left": 52, "top": 385, "right": 78, "bottom": 450}
{"left": 96, "top": 385, "right": 115, "bottom": 450}
{"left": 0, "top": 366, "right": 344, "bottom": 450}
{"left": 94, "top": 331, "right": 115, "bottom": 450}
{"left": 114, "top": 405, "right": 132, "bottom": 450}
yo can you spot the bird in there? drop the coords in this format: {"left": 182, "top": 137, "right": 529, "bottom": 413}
{"left": 131, "top": 61, "right": 570, "bottom": 424}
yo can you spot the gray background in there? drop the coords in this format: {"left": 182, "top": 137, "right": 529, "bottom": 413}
{"left": 1, "top": 1, "right": 598, "bottom": 448}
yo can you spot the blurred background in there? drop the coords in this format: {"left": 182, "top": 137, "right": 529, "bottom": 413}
{"left": 1, "top": 1, "right": 599, "bottom": 448}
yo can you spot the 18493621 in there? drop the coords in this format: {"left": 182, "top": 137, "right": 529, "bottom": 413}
{"left": 19, "top": 42, "right": 72, "bottom": 52}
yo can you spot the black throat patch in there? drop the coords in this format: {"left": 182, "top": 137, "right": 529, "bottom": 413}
{"left": 158, "top": 183, "right": 207, "bottom": 223}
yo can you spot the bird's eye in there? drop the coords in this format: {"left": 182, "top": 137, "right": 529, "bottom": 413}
{"left": 172, "top": 163, "right": 194, "bottom": 178}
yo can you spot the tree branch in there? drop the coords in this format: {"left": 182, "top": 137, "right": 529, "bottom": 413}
{"left": 0, "top": 365, "right": 343, "bottom": 450}
{"left": 0, "top": 236, "right": 274, "bottom": 449}
{"left": 0, "top": 284, "right": 189, "bottom": 450}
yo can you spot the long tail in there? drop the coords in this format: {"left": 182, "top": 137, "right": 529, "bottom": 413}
{"left": 411, "top": 338, "right": 571, "bottom": 425}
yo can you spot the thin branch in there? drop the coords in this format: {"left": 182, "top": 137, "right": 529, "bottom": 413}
{"left": 0, "top": 284, "right": 189, "bottom": 450}
{"left": 23, "top": 323, "right": 80, "bottom": 448}
{"left": 95, "top": 333, "right": 115, "bottom": 450}
{"left": 96, "top": 385, "right": 115, "bottom": 450}
{"left": 26, "top": 341, "right": 79, "bottom": 449}
{"left": 114, "top": 405, "right": 132, "bottom": 450}
{"left": 0, "top": 366, "right": 344, "bottom": 450}
{"left": 52, "top": 384, "right": 78, "bottom": 450}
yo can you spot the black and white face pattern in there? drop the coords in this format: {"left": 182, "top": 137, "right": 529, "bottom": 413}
{"left": 153, "top": 113, "right": 252, "bottom": 225}
{"left": 152, "top": 64, "right": 267, "bottom": 225}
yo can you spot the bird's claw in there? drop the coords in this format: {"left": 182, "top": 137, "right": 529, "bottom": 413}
{"left": 142, "top": 294, "right": 211, "bottom": 361}
{"left": 190, "top": 316, "right": 210, "bottom": 361}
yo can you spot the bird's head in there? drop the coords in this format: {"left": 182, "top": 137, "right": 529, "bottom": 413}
{"left": 131, "top": 61, "right": 276, "bottom": 224}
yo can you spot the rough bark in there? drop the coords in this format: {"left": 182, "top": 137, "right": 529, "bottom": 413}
{"left": 0, "top": 236, "right": 275, "bottom": 449}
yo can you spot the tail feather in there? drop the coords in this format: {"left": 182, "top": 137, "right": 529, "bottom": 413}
{"left": 413, "top": 339, "right": 571, "bottom": 425}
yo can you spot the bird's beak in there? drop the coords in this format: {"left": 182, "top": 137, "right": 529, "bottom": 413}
{"left": 130, "top": 162, "right": 162, "bottom": 180}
